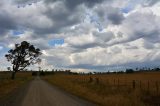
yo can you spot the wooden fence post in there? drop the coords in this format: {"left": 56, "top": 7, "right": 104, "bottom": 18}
{"left": 156, "top": 81, "right": 159, "bottom": 94}
{"left": 89, "top": 77, "right": 93, "bottom": 83}
{"left": 132, "top": 80, "right": 136, "bottom": 89}
{"left": 96, "top": 77, "right": 99, "bottom": 84}
{"left": 118, "top": 79, "right": 119, "bottom": 88}
{"left": 147, "top": 81, "right": 150, "bottom": 92}
{"left": 139, "top": 81, "right": 141, "bottom": 89}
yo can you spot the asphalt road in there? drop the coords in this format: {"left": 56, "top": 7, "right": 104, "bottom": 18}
{"left": 5, "top": 77, "right": 95, "bottom": 106}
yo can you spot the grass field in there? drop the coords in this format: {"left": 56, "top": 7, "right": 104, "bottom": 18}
{"left": 43, "top": 72, "right": 160, "bottom": 106}
{"left": 0, "top": 71, "right": 33, "bottom": 99}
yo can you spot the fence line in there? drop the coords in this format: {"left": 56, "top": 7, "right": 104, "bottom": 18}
{"left": 70, "top": 77, "right": 160, "bottom": 94}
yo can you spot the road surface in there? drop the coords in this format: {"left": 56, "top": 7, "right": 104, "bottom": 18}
{"left": 21, "top": 77, "right": 94, "bottom": 106}
{"left": 0, "top": 77, "right": 95, "bottom": 106}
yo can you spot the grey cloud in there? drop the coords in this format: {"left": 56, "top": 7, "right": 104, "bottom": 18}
{"left": 67, "top": 59, "right": 160, "bottom": 71}
{"left": 110, "top": 46, "right": 122, "bottom": 54}
{"left": 117, "top": 32, "right": 123, "bottom": 38}
{"left": 94, "top": 6, "right": 125, "bottom": 25}
{"left": 107, "top": 12, "right": 160, "bottom": 46}
{"left": 10, "top": 0, "right": 83, "bottom": 35}
{"left": 0, "top": 12, "right": 17, "bottom": 35}
{"left": 1, "top": 0, "right": 160, "bottom": 72}
{"left": 142, "top": 0, "right": 160, "bottom": 6}
{"left": 107, "top": 9, "right": 125, "bottom": 25}
{"left": 44, "top": 0, "right": 105, "bottom": 9}
{"left": 134, "top": 28, "right": 160, "bottom": 40}
{"left": 126, "top": 46, "right": 138, "bottom": 50}
{"left": 69, "top": 43, "right": 98, "bottom": 50}
{"left": 142, "top": 40, "right": 155, "bottom": 49}
{"left": 67, "top": 31, "right": 115, "bottom": 51}
{"left": 31, "top": 40, "right": 51, "bottom": 50}
{"left": 93, "top": 31, "right": 115, "bottom": 42}
{"left": 129, "top": 14, "right": 160, "bottom": 44}
{"left": 65, "top": 0, "right": 105, "bottom": 9}
{"left": 123, "top": 44, "right": 138, "bottom": 50}
{"left": 13, "top": 0, "right": 39, "bottom": 5}
{"left": 143, "top": 30, "right": 160, "bottom": 43}
{"left": 67, "top": 64, "right": 107, "bottom": 71}
{"left": 31, "top": 1, "right": 83, "bottom": 35}
{"left": 43, "top": 56, "right": 69, "bottom": 67}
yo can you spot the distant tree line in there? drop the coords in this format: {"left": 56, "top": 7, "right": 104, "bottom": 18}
{"left": 30, "top": 66, "right": 160, "bottom": 76}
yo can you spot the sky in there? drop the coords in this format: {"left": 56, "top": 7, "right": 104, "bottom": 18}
{"left": 0, "top": 0, "right": 160, "bottom": 72}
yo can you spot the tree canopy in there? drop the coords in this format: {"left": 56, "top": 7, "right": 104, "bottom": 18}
{"left": 5, "top": 41, "right": 42, "bottom": 79}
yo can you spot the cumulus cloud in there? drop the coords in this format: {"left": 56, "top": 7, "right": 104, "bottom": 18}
{"left": 93, "top": 31, "right": 115, "bottom": 43}
{"left": 44, "top": 0, "right": 105, "bottom": 9}
{"left": 142, "top": 0, "right": 160, "bottom": 6}
{"left": 0, "top": 11, "right": 17, "bottom": 35}
{"left": 0, "top": 0, "right": 160, "bottom": 71}
{"left": 107, "top": 8, "right": 125, "bottom": 25}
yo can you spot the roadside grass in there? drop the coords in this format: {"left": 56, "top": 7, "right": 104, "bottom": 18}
{"left": 0, "top": 71, "right": 33, "bottom": 99}
{"left": 43, "top": 72, "right": 160, "bottom": 106}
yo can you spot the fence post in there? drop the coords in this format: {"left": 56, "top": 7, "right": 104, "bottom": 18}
{"left": 114, "top": 79, "right": 115, "bottom": 86}
{"left": 147, "top": 81, "right": 150, "bottom": 92}
{"left": 156, "top": 81, "right": 159, "bottom": 94}
{"left": 132, "top": 80, "right": 136, "bottom": 89}
{"left": 95, "top": 77, "right": 99, "bottom": 84}
{"left": 140, "top": 81, "right": 141, "bottom": 89}
{"left": 118, "top": 79, "right": 119, "bottom": 88}
{"left": 89, "top": 77, "right": 93, "bottom": 83}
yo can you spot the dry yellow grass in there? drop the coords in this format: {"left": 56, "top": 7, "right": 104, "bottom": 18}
{"left": 0, "top": 72, "right": 33, "bottom": 99}
{"left": 43, "top": 72, "right": 160, "bottom": 106}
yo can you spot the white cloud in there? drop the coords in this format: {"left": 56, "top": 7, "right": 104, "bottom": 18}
{"left": 1, "top": 0, "right": 160, "bottom": 71}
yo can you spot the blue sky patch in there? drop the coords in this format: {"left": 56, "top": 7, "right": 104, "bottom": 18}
{"left": 121, "top": 7, "right": 132, "bottom": 13}
{"left": 48, "top": 39, "right": 64, "bottom": 46}
{"left": 0, "top": 46, "right": 9, "bottom": 57}
{"left": 84, "top": 11, "right": 103, "bottom": 32}
{"left": 12, "top": 30, "right": 24, "bottom": 36}
{"left": 121, "top": 0, "right": 143, "bottom": 13}
{"left": 17, "top": 0, "right": 40, "bottom": 8}
{"left": 0, "top": 46, "right": 3, "bottom": 51}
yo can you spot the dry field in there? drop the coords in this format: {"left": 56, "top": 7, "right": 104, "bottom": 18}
{"left": 0, "top": 71, "right": 33, "bottom": 99}
{"left": 44, "top": 72, "right": 160, "bottom": 106}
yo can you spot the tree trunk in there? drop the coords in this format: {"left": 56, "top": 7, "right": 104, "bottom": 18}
{"left": 12, "top": 65, "right": 19, "bottom": 80}
{"left": 11, "top": 71, "right": 16, "bottom": 80}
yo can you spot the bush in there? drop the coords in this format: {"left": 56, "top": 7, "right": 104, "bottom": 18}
{"left": 126, "top": 69, "right": 134, "bottom": 73}
{"left": 32, "top": 72, "right": 38, "bottom": 76}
